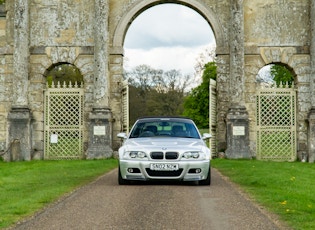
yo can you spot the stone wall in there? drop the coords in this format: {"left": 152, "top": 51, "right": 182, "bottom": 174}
{"left": 28, "top": 47, "right": 95, "bottom": 159}
{"left": 243, "top": 0, "right": 311, "bottom": 158}
{"left": 0, "top": 0, "right": 313, "bottom": 161}
{"left": 0, "top": 3, "right": 11, "bottom": 153}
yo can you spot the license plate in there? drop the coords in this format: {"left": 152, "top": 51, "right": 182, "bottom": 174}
{"left": 150, "top": 163, "right": 179, "bottom": 171}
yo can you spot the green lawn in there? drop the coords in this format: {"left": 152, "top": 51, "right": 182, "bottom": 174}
{"left": 212, "top": 159, "right": 315, "bottom": 230}
{"left": 0, "top": 159, "right": 117, "bottom": 228}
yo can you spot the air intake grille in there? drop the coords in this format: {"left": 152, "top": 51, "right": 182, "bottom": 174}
{"left": 146, "top": 168, "right": 183, "bottom": 177}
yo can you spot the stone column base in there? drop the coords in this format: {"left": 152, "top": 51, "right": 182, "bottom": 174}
{"left": 225, "top": 105, "right": 251, "bottom": 159}
{"left": 7, "top": 105, "right": 31, "bottom": 161}
{"left": 307, "top": 108, "right": 315, "bottom": 163}
{"left": 87, "top": 107, "right": 113, "bottom": 159}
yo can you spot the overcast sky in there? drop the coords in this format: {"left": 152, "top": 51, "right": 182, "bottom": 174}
{"left": 124, "top": 3, "right": 216, "bottom": 76}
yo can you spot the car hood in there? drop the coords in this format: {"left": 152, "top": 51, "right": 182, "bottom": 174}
{"left": 122, "top": 137, "right": 206, "bottom": 151}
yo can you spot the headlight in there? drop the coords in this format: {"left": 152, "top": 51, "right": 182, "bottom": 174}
{"left": 183, "top": 151, "right": 202, "bottom": 159}
{"left": 130, "top": 151, "right": 137, "bottom": 158}
{"left": 137, "top": 151, "right": 146, "bottom": 158}
{"left": 125, "top": 151, "right": 147, "bottom": 159}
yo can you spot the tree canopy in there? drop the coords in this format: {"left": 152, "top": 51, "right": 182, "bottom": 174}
{"left": 46, "top": 63, "right": 83, "bottom": 87}
{"left": 183, "top": 62, "right": 217, "bottom": 128}
{"left": 125, "top": 65, "right": 192, "bottom": 125}
{"left": 270, "top": 64, "right": 294, "bottom": 86}
{"left": 125, "top": 60, "right": 293, "bottom": 129}
{"left": 125, "top": 46, "right": 216, "bottom": 127}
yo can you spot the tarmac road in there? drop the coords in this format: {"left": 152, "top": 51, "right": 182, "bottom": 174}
{"left": 13, "top": 168, "right": 289, "bottom": 230}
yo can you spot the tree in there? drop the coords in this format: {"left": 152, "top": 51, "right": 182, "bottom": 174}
{"left": 125, "top": 65, "right": 191, "bottom": 124}
{"left": 183, "top": 62, "right": 217, "bottom": 128}
{"left": 194, "top": 46, "right": 216, "bottom": 79}
{"left": 270, "top": 64, "right": 294, "bottom": 86}
{"left": 46, "top": 63, "right": 83, "bottom": 87}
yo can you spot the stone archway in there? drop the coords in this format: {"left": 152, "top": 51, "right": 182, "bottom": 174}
{"left": 110, "top": 0, "right": 229, "bottom": 151}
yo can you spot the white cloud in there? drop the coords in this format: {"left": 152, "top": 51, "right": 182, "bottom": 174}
{"left": 124, "top": 3, "right": 215, "bottom": 75}
{"left": 124, "top": 44, "right": 214, "bottom": 75}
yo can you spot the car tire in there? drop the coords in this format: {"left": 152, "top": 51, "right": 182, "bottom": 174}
{"left": 199, "top": 167, "right": 211, "bottom": 186}
{"left": 118, "top": 166, "right": 129, "bottom": 185}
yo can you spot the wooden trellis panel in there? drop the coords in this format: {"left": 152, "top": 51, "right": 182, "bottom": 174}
{"left": 44, "top": 82, "right": 84, "bottom": 160}
{"left": 122, "top": 80, "right": 129, "bottom": 133}
{"left": 209, "top": 79, "right": 217, "bottom": 156}
{"left": 256, "top": 84, "right": 296, "bottom": 161}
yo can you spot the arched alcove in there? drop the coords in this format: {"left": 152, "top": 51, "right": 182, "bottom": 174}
{"left": 256, "top": 63, "right": 295, "bottom": 88}
{"left": 255, "top": 63, "right": 297, "bottom": 161}
{"left": 45, "top": 63, "right": 84, "bottom": 87}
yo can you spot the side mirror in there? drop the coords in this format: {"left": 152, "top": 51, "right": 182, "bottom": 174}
{"left": 202, "top": 133, "right": 212, "bottom": 140}
{"left": 117, "top": 132, "right": 128, "bottom": 139}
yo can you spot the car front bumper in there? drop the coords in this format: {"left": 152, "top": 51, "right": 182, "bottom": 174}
{"left": 119, "top": 159, "right": 210, "bottom": 181}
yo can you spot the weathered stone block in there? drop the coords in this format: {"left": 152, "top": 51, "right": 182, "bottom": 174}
{"left": 225, "top": 105, "right": 251, "bottom": 159}
{"left": 87, "top": 107, "right": 113, "bottom": 159}
{"left": 7, "top": 106, "right": 31, "bottom": 161}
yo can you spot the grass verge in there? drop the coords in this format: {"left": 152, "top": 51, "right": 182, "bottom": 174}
{"left": 212, "top": 159, "right": 315, "bottom": 230}
{"left": 0, "top": 159, "right": 117, "bottom": 229}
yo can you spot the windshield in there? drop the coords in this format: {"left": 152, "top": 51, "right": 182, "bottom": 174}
{"left": 129, "top": 120, "right": 200, "bottom": 139}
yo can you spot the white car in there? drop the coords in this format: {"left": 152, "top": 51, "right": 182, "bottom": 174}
{"left": 117, "top": 117, "right": 212, "bottom": 185}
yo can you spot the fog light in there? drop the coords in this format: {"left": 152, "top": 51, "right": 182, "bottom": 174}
{"left": 188, "top": 168, "right": 202, "bottom": 174}
{"left": 127, "top": 168, "right": 141, "bottom": 173}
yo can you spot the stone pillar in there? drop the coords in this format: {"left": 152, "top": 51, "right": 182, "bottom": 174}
{"left": 13, "top": 0, "right": 29, "bottom": 106}
{"left": 87, "top": 0, "right": 113, "bottom": 158}
{"left": 7, "top": 0, "right": 31, "bottom": 161}
{"left": 229, "top": 0, "right": 245, "bottom": 106}
{"left": 225, "top": 0, "right": 250, "bottom": 158}
{"left": 93, "top": 0, "right": 109, "bottom": 107}
{"left": 308, "top": 109, "right": 315, "bottom": 163}
{"left": 308, "top": 0, "right": 315, "bottom": 163}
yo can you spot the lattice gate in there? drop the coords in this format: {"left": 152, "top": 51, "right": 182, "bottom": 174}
{"left": 44, "top": 82, "right": 84, "bottom": 160}
{"left": 122, "top": 80, "right": 129, "bottom": 133}
{"left": 209, "top": 79, "right": 217, "bottom": 156}
{"left": 256, "top": 84, "right": 296, "bottom": 161}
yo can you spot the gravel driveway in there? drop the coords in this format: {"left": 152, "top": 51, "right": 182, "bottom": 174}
{"left": 12, "top": 168, "right": 290, "bottom": 230}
